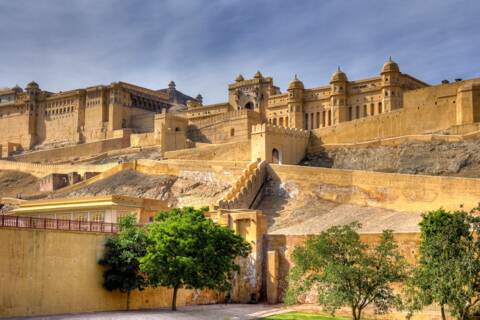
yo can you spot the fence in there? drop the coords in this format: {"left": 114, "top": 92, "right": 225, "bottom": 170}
{"left": 0, "top": 215, "right": 118, "bottom": 233}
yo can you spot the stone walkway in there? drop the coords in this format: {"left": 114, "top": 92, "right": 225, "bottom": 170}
{"left": 11, "top": 304, "right": 286, "bottom": 320}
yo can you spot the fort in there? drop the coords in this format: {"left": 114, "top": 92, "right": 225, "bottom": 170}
{"left": 1, "top": 58, "right": 480, "bottom": 319}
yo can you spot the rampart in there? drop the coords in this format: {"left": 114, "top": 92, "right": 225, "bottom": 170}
{"left": 187, "top": 109, "right": 261, "bottom": 144}
{"left": 164, "top": 140, "right": 251, "bottom": 161}
{"left": 0, "top": 159, "right": 116, "bottom": 178}
{"left": 218, "top": 160, "right": 268, "bottom": 209}
{"left": 251, "top": 124, "right": 310, "bottom": 164}
{"left": 269, "top": 164, "right": 480, "bottom": 212}
{"left": 12, "top": 136, "right": 130, "bottom": 163}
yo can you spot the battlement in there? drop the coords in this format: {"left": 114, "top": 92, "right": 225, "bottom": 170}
{"left": 251, "top": 123, "right": 310, "bottom": 138}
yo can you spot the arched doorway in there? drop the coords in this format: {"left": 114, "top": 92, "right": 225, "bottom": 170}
{"left": 244, "top": 102, "right": 254, "bottom": 110}
{"left": 272, "top": 148, "right": 281, "bottom": 164}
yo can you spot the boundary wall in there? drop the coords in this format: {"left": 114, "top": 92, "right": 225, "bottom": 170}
{"left": 269, "top": 164, "right": 480, "bottom": 212}
{"left": 11, "top": 137, "right": 130, "bottom": 163}
{"left": 187, "top": 109, "right": 261, "bottom": 144}
{"left": 164, "top": 140, "right": 251, "bottom": 161}
{"left": 311, "top": 129, "right": 480, "bottom": 152}
{"left": 0, "top": 228, "right": 222, "bottom": 318}
{"left": 0, "top": 160, "right": 116, "bottom": 178}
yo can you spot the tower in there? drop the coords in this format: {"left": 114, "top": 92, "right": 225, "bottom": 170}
{"left": 329, "top": 67, "right": 348, "bottom": 124}
{"left": 287, "top": 75, "right": 304, "bottom": 129}
{"left": 24, "top": 81, "right": 41, "bottom": 148}
{"left": 380, "top": 57, "right": 402, "bottom": 111}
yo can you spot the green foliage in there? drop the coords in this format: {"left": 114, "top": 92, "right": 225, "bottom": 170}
{"left": 405, "top": 208, "right": 480, "bottom": 320}
{"left": 140, "top": 207, "right": 251, "bottom": 310}
{"left": 286, "top": 222, "right": 407, "bottom": 320}
{"left": 98, "top": 214, "right": 147, "bottom": 310}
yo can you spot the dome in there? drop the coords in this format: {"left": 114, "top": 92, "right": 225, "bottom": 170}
{"left": 381, "top": 57, "right": 400, "bottom": 73}
{"left": 27, "top": 81, "right": 39, "bottom": 88}
{"left": 253, "top": 71, "right": 263, "bottom": 79}
{"left": 288, "top": 74, "right": 304, "bottom": 90}
{"left": 330, "top": 67, "right": 348, "bottom": 83}
{"left": 235, "top": 74, "right": 244, "bottom": 82}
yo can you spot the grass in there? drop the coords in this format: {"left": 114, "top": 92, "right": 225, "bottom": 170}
{"left": 260, "top": 312, "right": 348, "bottom": 320}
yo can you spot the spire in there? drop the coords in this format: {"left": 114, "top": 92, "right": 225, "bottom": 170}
{"left": 294, "top": 74, "right": 299, "bottom": 80}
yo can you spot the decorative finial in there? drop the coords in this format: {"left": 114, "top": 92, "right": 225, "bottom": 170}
{"left": 294, "top": 74, "right": 298, "bottom": 80}
{"left": 389, "top": 56, "right": 392, "bottom": 62}
{"left": 337, "top": 66, "right": 341, "bottom": 72}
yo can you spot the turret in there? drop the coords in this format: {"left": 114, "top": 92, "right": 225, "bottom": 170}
{"left": 380, "top": 57, "right": 402, "bottom": 111}
{"left": 195, "top": 94, "right": 203, "bottom": 104}
{"left": 287, "top": 75, "right": 305, "bottom": 128}
{"left": 329, "top": 67, "right": 348, "bottom": 124}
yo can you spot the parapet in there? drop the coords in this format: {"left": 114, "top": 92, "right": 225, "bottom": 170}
{"left": 251, "top": 123, "right": 310, "bottom": 138}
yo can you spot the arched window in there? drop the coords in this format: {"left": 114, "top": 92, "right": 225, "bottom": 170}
{"left": 230, "top": 128, "right": 235, "bottom": 136}
{"left": 355, "top": 106, "right": 360, "bottom": 119}
{"left": 244, "top": 102, "right": 253, "bottom": 110}
{"left": 378, "top": 102, "right": 383, "bottom": 114}
{"left": 175, "top": 127, "right": 181, "bottom": 132}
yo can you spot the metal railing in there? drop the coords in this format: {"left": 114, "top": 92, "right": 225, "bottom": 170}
{"left": 0, "top": 215, "right": 119, "bottom": 233}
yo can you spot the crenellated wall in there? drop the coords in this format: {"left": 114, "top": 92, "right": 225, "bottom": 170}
{"left": 251, "top": 124, "right": 310, "bottom": 164}
{"left": 218, "top": 160, "right": 268, "bottom": 209}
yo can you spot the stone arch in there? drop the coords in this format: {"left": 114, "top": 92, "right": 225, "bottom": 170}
{"left": 272, "top": 148, "right": 282, "bottom": 164}
{"left": 244, "top": 102, "right": 254, "bottom": 110}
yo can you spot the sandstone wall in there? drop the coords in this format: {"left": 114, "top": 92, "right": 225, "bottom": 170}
{"left": 13, "top": 137, "right": 130, "bottom": 163}
{"left": 0, "top": 228, "right": 222, "bottom": 318}
{"left": 164, "top": 140, "right": 251, "bottom": 161}
{"left": 187, "top": 110, "right": 261, "bottom": 144}
{"left": 0, "top": 160, "right": 116, "bottom": 178}
{"left": 269, "top": 164, "right": 480, "bottom": 212}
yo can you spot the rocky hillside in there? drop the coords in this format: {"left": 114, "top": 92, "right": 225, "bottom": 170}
{"left": 302, "top": 140, "right": 480, "bottom": 178}
{"left": 52, "top": 169, "right": 231, "bottom": 208}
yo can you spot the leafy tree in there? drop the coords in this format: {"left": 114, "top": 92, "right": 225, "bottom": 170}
{"left": 140, "top": 207, "right": 251, "bottom": 311}
{"left": 99, "top": 214, "right": 147, "bottom": 310}
{"left": 405, "top": 208, "right": 480, "bottom": 320}
{"left": 285, "top": 222, "right": 407, "bottom": 320}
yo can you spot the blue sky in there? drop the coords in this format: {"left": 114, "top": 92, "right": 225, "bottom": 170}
{"left": 0, "top": 0, "right": 479, "bottom": 104}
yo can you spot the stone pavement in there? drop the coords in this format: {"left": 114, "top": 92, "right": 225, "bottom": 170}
{"left": 11, "top": 304, "right": 286, "bottom": 320}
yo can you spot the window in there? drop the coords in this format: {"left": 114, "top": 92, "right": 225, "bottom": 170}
{"left": 316, "top": 112, "right": 320, "bottom": 128}
{"left": 348, "top": 107, "right": 352, "bottom": 120}
{"left": 230, "top": 128, "right": 235, "bottom": 136}
{"left": 304, "top": 113, "right": 308, "bottom": 130}
{"left": 378, "top": 102, "right": 383, "bottom": 114}
{"left": 355, "top": 106, "right": 360, "bottom": 119}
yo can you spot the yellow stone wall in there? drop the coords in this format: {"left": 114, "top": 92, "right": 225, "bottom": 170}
{"left": 164, "top": 140, "right": 251, "bottom": 161}
{"left": 269, "top": 164, "right": 480, "bottom": 212}
{"left": 0, "top": 228, "right": 222, "bottom": 318}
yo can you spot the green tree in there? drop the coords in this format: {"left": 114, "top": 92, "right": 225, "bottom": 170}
{"left": 140, "top": 207, "right": 251, "bottom": 311}
{"left": 99, "top": 214, "right": 147, "bottom": 310}
{"left": 405, "top": 208, "right": 480, "bottom": 320}
{"left": 285, "top": 223, "right": 407, "bottom": 320}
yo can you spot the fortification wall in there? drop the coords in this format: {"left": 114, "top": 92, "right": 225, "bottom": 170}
{"left": 218, "top": 160, "right": 268, "bottom": 209}
{"left": 0, "top": 228, "right": 222, "bottom": 318}
{"left": 251, "top": 124, "right": 310, "bottom": 165}
{"left": 309, "top": 79, "right": 480, "bottom": 148}
{"left": 0, "top": 160, "right": 116, "bottom": 178}
{"left": 269, "top": 164, "right": 480, "bottom": 212}
{"left": 12, "top": 137, "right": 130, "bottom": 163}
{"left": 164, "top": 140, "right": 251, "bottom": 161}
{"left": 187, "top": 110, "right": 261, "bottom": 144}
{"left": 316, "top": 129, "right": 480, "bottom": 151}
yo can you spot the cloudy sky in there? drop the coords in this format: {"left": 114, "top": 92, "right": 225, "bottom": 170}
{"left": 0, "top": 0, "right": 479, "bottom": 104}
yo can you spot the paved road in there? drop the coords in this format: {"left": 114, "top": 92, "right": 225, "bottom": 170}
{"left": 10, "top": 304, "right": 286, "bottom": 320}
